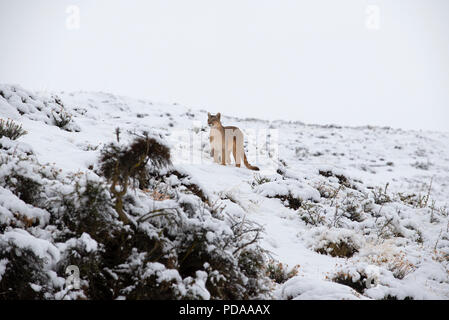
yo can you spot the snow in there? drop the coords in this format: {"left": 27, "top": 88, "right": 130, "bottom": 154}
{"left": 0, "top": 187, "right": 49, "bottom": 226}
{"left": 0, "top": 259, "right": 7, "bottom": 281}
{"left": 1, "top": 83, "right": 449, "bottom": 299}
{"left": 0, "top": 228, "right": 60, "bottom": 263}
{"left": 275, "top": 276, "right": 366, "bottom": 300}
{"left": 58, "top": 233, "right": 98, "bottom": 254}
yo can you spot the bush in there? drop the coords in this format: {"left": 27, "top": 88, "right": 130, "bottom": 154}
{"left": 49, "top": 174, "right": 115, "bottom": 240}
{"left": 0, "top": 119, "right": 27, "bottom": 140}
{"left": 298, "top": 202, "right": 326, "bottom": 226}
{"left": 266, "top": 260, "right": 300, "bottom": 284}
{"left": 52, "top": 108, "right": 73, "bottom": 129}
{"left": 372, "top": 183, "right": 392, "bottom": 205}
{"left": 307, "top": 227, "right": 363, "bottom": 258}
{"left": 2, "top": 173, "right": 42, "bottom": 206}
{"left": 316, "top": 240, "right": 358, "bottom": 258}
{"left": 0, "top": 242, "right": 50, "bottom": 300}
{"left": 98, "top": 133, "right": 171, "bottom": 223}
{"left": 332, "top": 270, "right": 369, "bottom": 294}
{"left": 0, "top": 129, "right": 272, "bottom": 300}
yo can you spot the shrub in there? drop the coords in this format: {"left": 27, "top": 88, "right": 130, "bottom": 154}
{"left": 372, "top": 183, "right": 392, "bottom": 205}
{"left": 0, "top": 119, "right": 27, "bottom": 140}
{"left": 266, "top": 260, "right": 300, "bottom": 284}
{"left": 332, "top": 270, "right": 369, "bottom": 294}
{"left": 52, "top": 108, "right": 73, "bottom": 129}
{"left": 307, "top": 227, "right": 363, "bottom": 258}
{"left": 98, "top": 133, "right": 171, "bottom": 223}
{"left": 298, "top": 202, "right": 326, "bottom": 226}
{"left": 49, "top": 175, "right": 115, "bottom": 240}
{"left": 277, "top": 192, "right": 303, "bottom": 210}
{"left": 0, "top": 128, "right": 272, "bottom": 300}
{"left": 319, "top": 170, "right": 353, "bottom": 189}
{"left": 316, "top": 241, "right": 358, "bottom": 258}
{"left": 251, "top": 174, "right": 271, "bottom": 188}
{"left": 2, "top": 173, "right": 41, "bottom": 206}
{"left": 0, "top": 242, "right": 50, "bottom": 299}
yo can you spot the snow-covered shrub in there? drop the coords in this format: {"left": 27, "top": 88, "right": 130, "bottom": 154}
{"left": 0, "top": 240, "right": 51, "bottom": 299}
{"left": 318, "top": 169, "right": 358, "bottom": 190}
{"left": 297, "top": 201, "right": 326, "bottom": 226}
{"left": 254, "top": 178, "right": 320, "bottom": 210}
{"left": 0, "top": 129, "right": 271, "bottom": 300}
{"left": 0, "top": 119, "right": 27, "bottom": 140}
{"left": 330, "top": 259, "right": 420, "bottom": 300}
{"left": 266, "top": 260, "right": 300, "bottom": 284}
{"left": 397, "top": 189, "right": 432, "bottom": 209}
{"left": 305, "top": 227, "right": 364, "bottom": 258}
{"left": 359, "top": 241, "right": 417, "bottom": 280}
{"left": 48, "top": 173, "right": 116, "bottom": 240}
{"left": 0, "top": 228, "right": 60, "bottom": 299}
{"left": 250, "top": 174, "right": 272, "bottom": 188}
{"left": 237, "top": 248, "right": 271, "bottom": 298}
{"left": 0, "top": 158, "right": 50, "bottom": 228}
{"left": 2, "top": 170, "right": 42, "bottom": 207}
{"left": 411, "top": 161, "right": 432, "bottom": 171}
{"left": 372, "top": 183, "right": 392, "bottom": 205}
{"left": 52, "top": 107, "right": 73, "bottom": 130}
{"left": 98, "top": 133, "right": 171, "bottom": 223}
{"left": 340, "top": 195, "right": 366, "bottom": 223}
{"left": 0, "top": 85, "right": 80, "bottom": 132}
{"left": 99, "top": 133, "right": 171, "bottom": 188}
{"left": 315, "top": 182, "right": 340, "bottom": 199}
{"left": 331, "top": 264, "right": 375, "bottom": 294}
{"left": 168, "top": 169, "right": 209, "bottom": 203}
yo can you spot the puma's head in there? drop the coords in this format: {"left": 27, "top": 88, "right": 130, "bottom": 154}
{"left": 207, "top": 112, "right": 221, "bottom": 127}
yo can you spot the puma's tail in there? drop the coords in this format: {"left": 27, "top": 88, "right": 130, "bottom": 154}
{"left": 243, "top": 152, "right": 259, "bottom": 171}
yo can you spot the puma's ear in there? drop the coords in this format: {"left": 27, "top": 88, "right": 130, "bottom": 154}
{"left": 217, "top": 112, "right": 221, "bottom": 119}
{"left": 208, "top": 112, "right": 211, "bottom": 117}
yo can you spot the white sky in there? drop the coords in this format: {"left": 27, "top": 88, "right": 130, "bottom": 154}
{"left": 1, "top": 0, "right": 448, "bottom": 131}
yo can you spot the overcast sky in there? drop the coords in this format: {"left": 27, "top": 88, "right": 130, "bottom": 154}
{"left": 0, "top": 0, "right": 448, "bottom": 131}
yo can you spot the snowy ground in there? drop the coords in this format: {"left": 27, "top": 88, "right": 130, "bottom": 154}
{"left": 1, "top": 84, "right": 449, "bottom": 299}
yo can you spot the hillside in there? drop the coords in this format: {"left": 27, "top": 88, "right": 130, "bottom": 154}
{"left": 1, "top": 84, "right": 449, "bottom": 299}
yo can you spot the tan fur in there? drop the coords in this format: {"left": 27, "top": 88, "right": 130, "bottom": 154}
{"left": 208, "top": 112, "right": 259, "bottom": 171}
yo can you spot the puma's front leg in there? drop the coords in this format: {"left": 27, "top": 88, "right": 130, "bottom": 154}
{"left": 213, "top": 149, "right": 220, "bottom": 163}
{"left": 221, "top": 145, "right": 226, "bottom": 166}
{"left": 210, "top": 135, "right": 218, "bottom": 162}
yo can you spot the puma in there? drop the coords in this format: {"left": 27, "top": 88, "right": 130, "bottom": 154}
{"left": 207, "top": 112, "right": 259, "bottom": 171}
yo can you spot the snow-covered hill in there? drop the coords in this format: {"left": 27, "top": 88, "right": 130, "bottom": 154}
{"left": 1, "top": 84, "right": 448, "bottom": 299}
